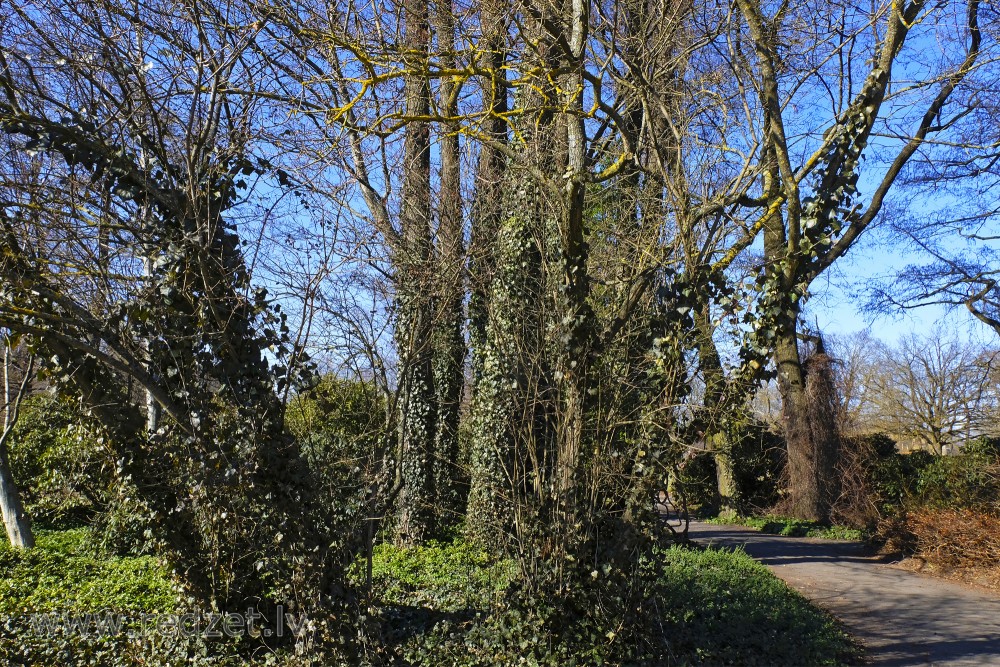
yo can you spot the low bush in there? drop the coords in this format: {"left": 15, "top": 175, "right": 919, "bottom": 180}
{"left": 286, "top": 375, "right": 389, "bottom": 547}
{"left": 674, "top": 451, "right": 720, "bottom": 515}
{"left": 870, "top": 448, "right": 935, "bottom": 513}
{"left": 833, "top": 435, "right": 997, "bottom": 532}
{"left": 727, "top": 422, "right": 787, "bottom": 513}
{"left": 914, "top": 439, "right": 1000, "bottom": 513}
{"left": 7, "top": 394, "right": 112, "bottom": 527}
{"left": 869, "top": 438, "right": 1000, "bottom": 569}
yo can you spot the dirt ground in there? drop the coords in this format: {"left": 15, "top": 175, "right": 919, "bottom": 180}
{"left": 688, "top": 521, "right": 1000, "bottom": 666}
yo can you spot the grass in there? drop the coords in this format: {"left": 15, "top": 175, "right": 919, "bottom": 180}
{"left": 353, "top": 538, "right": 519, "bottom": 610}
{"left": 707, "top": 514, "right": 865, "bottom": 541}
{"left": 651, "top": 545, "right": 860, "bottom": 665}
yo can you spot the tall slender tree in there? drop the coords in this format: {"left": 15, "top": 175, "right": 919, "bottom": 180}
{"left": 393, "top": 0, "right": 438, "bottom": 544}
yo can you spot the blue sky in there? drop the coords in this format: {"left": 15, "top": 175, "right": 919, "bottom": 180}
{"left": 805, "top": 240, "right": 996, "bottom": 345}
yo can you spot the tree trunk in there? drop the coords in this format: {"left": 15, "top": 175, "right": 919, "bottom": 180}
{"left": 0, "top": 448, "right": 33, "bottom": 548}
{"left": 774, "top": 323, "right": 826, "bottom": 522}
{"left": 1, "top": 344, "right": 34, "bottom": 548}
{"left": 432, "top": 0, "right": 467, "bottom": 528}
{"left": 803, "top": 344, "right": 842, "bottom": 515}
{"left": 466, "top": 0, "right": 511, "bottom": 546}
{"left": 468, "top": 0, "right": 509, "bottom": 377}
{"left": 695, "top": 308, "right": 738, "bottom": 517}
{"left": 394, "top": 0, "right": 437, "bottom": 545}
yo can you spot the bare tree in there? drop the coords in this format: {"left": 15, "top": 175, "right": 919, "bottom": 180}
{"left": 871, "top": 242, "right": 1000, "bottom": 338}
{"left": 828, "top": 330, "right": 884, "bottom": 434}
{"left": 867, "top": 330, "right": 999, "bottom": 453}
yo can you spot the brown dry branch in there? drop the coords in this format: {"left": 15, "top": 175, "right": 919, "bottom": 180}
{"left": 906, "top": 508, "right": 1000, "bottom": 569}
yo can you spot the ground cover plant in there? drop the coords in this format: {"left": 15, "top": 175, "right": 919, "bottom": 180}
{"left": 343, "top": 538, "right": 860, "bottom": 666}
{"left": 1, "top": 527, "right": 860, "bottom": 666}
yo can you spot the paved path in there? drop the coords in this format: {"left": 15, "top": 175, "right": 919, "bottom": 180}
{"left": 688, "top": 521, "right": 1000, "bottom": 666}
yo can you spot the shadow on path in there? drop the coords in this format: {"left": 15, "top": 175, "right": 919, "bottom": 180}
{"left": 689, "top": 522, "right": 1000, "bottom": 666}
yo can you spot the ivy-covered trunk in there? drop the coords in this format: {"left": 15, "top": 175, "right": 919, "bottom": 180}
{"left": 467, "top": 0, "right": 601, "bottom": 589}
{"left": 393, "top": 0, "right": 437, "bottom": 545}
{"left": 432, "top": 0, "right": 467, "bottom": 528}
{"left": 465, "top": 0, "right": 511, "bottom": 547}
{"left": 695, "top": 308, "right": 738, "bottom": 517}
{"left": 467, "top": 181, "right": 545, "bottom": 548}
{"left": 548, "top": 126, "right": 593, "bottom": 577}
{"left": 468, "top": 0, "right": 509, "bottom": 381}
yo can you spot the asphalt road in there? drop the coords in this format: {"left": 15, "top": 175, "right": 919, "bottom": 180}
{"left": 688, "top": 521, "right": 1000, "bottom": 666}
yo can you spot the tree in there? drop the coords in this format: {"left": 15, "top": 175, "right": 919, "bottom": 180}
{"left": 732, "top": 0, "right": 987, "bottom": 520}
{"left": 827, "top": 330, "right": 883, "bottom": 434}
{"left": 391, "top": 0, "right": 438, "bottom": 545}
{"left": 431, "top": 0, "right": 469, "bottom": 530}
{"left": 0, "top": 0, "right": 362, "bottom": 642}
{"left": 872, "top": 242, "right": 1000, "bottom": 338}
{"left": 868, "top": 18, "right": 1000, "bottom": 338}
{"left": 868, "top": 330, "right": 999, "bottom": 453}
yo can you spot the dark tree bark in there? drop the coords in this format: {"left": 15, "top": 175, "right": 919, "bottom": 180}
{"left": 432, "top": 0, "right": 467, "bottom": 528}
{"left": 774, "top": 324, "right": 824, "bottom": 520}
{"left": 468, "top": 0, "right": 509, "bottom": 376}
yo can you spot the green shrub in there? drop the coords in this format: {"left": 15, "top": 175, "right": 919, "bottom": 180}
{"left": 674, "top": 451, "right": 719, "bottom": 515}
{"left": 7, "top": 394, "right": 112, "bottom": 526}
{"left": 286, "top": 375, "right": 389, "bottom": 563}
{"left": 728, "top": 422, "right": 786, "bottom": 513}
{"left": 287, "top": 376, "right": 386, "bottom": 493}
{"left": 285, "top": 375, "right": 386, "bottom": 448}
{"left": 915, "top": 438, "right": 999, "bottom": 512}
{"left": 871, "top": 449, "right": 935, "bottom": 512}
{"left": 868, "top": 437, "right": 999, "bottom": 516}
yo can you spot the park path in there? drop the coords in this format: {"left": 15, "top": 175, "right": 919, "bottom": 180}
{"left": 688, "top": 521, "right": 1000, "bottom": 666}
